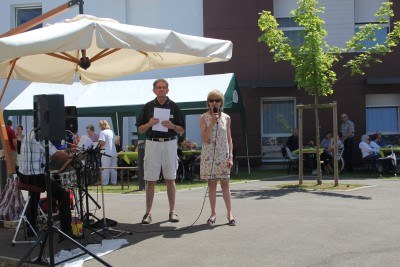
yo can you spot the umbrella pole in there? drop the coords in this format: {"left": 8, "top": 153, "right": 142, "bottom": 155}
{"left": 0, "top": 108, "right": 16, "bottom": 175}
{"left": 0, "top": 59, "right": 17, "bottom": 104}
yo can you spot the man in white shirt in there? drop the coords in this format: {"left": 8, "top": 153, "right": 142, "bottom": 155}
{"left": 359, "top": 134, "right": 379, "bottom": 173}
{"left": 18, "top": 132, "right": 72, "bottom": 236}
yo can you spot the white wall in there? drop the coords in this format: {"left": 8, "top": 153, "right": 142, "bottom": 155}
{"left": 320, "top": 0, "right": 355, "bottom": 48}
{"left": 355, "top": 0, "right": 386, "bottom": 23}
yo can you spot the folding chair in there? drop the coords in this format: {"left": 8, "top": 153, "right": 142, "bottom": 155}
{"left": 11, "top": 182, "right": 45, "bottom": 246}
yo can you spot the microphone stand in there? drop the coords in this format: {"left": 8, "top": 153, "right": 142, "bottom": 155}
{"left": 91, "top": 147, "right": 132, "bottom": 238}
{"left": 79, "top": 146, "right": 107, "bottom": 241}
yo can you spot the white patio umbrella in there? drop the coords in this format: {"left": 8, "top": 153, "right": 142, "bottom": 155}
{"left": 0, "top": 14, "right": 232, "bottom": 87}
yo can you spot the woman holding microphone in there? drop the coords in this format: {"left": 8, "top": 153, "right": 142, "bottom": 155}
{"left": 200, "top": 89, "right": 236, "bottom": 226}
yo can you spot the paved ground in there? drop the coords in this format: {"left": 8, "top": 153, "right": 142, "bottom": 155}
{"left": 1, "top": 176, "right": 400, "bottom": 266}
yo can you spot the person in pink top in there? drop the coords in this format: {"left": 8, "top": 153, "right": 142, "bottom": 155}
{"left": 86, "top": 124, "right": 99, "bottom": 142}
{"left": 6, "top": 120, "right": 17, "bottom": 166}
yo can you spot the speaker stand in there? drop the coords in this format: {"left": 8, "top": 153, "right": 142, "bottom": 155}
{"left": 17, "top": 139, "right": 111, "bottom": 267}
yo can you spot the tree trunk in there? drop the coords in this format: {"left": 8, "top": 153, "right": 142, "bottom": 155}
{"left": 314, "top": 95, "right": 322, "bottom": 185}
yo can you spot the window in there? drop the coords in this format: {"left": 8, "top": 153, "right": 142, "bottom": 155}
{"left": 355, "top": 23, "right": 389, "bottom": 51}
{"left": 366, "top": 107, "right": 399, "bottom": 134}
{"left": 354, "top": 0, "right": 389, "bottom": 51}
{"left": 365, "top": 94, "right": 400, "bottom": 135}
{"left": 261, "top": 98, "right": 296, "bottom": 161}
{"left": 14, "top": 6, "right": 42, "bottom": 30}
{"left": 276, "top": 17, "right": 304, "bottom": 47}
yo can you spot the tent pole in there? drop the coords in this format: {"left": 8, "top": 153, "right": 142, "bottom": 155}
{"left": 0, "top": 59, "right": 17, "bottom": 104}
{"left": 243, "top": 109, "right": 250, "bottom": 174}
{"left": 115, "top": 112, "right": 120, "bottom": 136}
{"left": 245, "top": 129, "right": 250, "bottom": 175}
{"left": 239, "top": 106, "right": 250, "bottom": 174}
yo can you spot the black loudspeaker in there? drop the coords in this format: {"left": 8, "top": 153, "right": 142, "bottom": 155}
{"left": 65, "top": 106, "right": 78, "bottom": 133}
{"left": 33, "top": 94, "right": 65, "bottom": 140}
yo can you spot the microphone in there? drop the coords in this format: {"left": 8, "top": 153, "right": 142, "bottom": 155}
{"left": 213, "top": 106, "right": 218, "bottom": 114}
{"left": 213, "top": 106, "right": 219, "bottom": 122}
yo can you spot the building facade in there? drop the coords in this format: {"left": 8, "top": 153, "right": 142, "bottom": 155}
{"left": 2, "top": 0, "right": 400, "bottom": 164}
{"left": 203, "top": 0, "right": 400, "bottom": 163}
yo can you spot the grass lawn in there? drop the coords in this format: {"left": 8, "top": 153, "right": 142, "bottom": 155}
{"left": 88, "top": 169, "right": 285, "bottom": 194}
{"left": 88, "top": 168, "right": 398, "bottom": 194}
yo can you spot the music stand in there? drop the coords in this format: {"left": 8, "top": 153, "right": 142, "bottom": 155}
{"left": 17, "top": 139, "right": 111, "bottom": 267}
{"left": 94, "top": 166, "right": 133, "bottom": 238}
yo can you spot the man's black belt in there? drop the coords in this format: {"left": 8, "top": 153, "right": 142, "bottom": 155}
{"left": 147, "top": 137, "right": 176, "bottom": 142}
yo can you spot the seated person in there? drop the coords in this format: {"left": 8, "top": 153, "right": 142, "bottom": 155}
{"left": 18, "top": 132, "right": 72, "bottom": 237}
{"left": 321, "top": 132, "right": 333, "bottom": 152}
{"left": 181, "top": 138, "right": 192, "bottom": 151}
{"left": 369, "top": 133, "right": 381, "bottom": 155}
{"left": 322, "top": 132, "right": 344, "bottom": 173}
{"left": 332, "top": 132, "right": 345, "bottom": 156}
{"left": 320, "top": 131, "right": 333, "bottom": 172}
{"left": 115, "top": 135, "right": 123, "bottom": 153}
{"left": 375, "top": 131, "right": 386, "bottom": 147}
{"left": 359, "top": 134, "right": 379, "bottom": 173}
{"left": 190, "top": 142, "right": 198, "bottom": 150}
{"left": 286, "top": 128, "right": 299, "bottom": 152}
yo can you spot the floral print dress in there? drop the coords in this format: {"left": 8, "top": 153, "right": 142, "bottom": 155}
{"left": 200, "top": 112, "right": 230, "bottom": 180}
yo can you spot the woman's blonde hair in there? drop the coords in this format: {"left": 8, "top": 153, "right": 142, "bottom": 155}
{"left": 206, "top": 89, "right": 224, "bottom": 111}
{"left": 99, "top": 120, "right": 110, "bottom": 129}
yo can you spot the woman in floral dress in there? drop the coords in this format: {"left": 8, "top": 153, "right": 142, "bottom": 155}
{"left": 200, "top": 89, "right": 235, "bottom": 226}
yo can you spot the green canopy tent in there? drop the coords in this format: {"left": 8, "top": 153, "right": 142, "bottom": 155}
{"left": 4, "top": 73, "right": 251, "bottom": 173}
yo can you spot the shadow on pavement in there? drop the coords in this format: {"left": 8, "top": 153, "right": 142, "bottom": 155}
{"left": 231, "top": 186, "right": 371, "bottom": 201}
{"left": 0, "top": 219, "right": 221, "bottom": 264}
{"left": 308, "top": 190, "right": 371, "bottom": 200}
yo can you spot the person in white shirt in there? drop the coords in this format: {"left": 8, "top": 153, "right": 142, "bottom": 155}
{"left": 359, "top": 134, "right": 379, "bottom": 173}
{"left": 98, "top": 120, "right": 118, "bottom": 185}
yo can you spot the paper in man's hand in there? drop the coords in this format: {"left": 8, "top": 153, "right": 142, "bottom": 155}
{"left": 152, "top": 108, "right": 170, "bottom": 132}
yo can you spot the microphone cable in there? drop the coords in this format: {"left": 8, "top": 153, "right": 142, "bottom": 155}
{"left": 128, "top": 112, "right": 219, "bottom": 234}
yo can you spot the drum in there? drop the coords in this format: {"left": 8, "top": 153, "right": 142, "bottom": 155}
{"left": 54, "top": 170, "right": 77, "bottom": 188}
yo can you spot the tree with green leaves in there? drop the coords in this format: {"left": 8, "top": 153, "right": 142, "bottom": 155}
{"left": 258, "top": 0, "right": 400, "bottom": 185}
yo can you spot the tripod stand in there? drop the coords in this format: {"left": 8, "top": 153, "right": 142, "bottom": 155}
{"left": 17, "top": 139, "right": 111, "bottom": 266}
{"left": 80, "top": 146, "right": 107, "bottom": 237}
